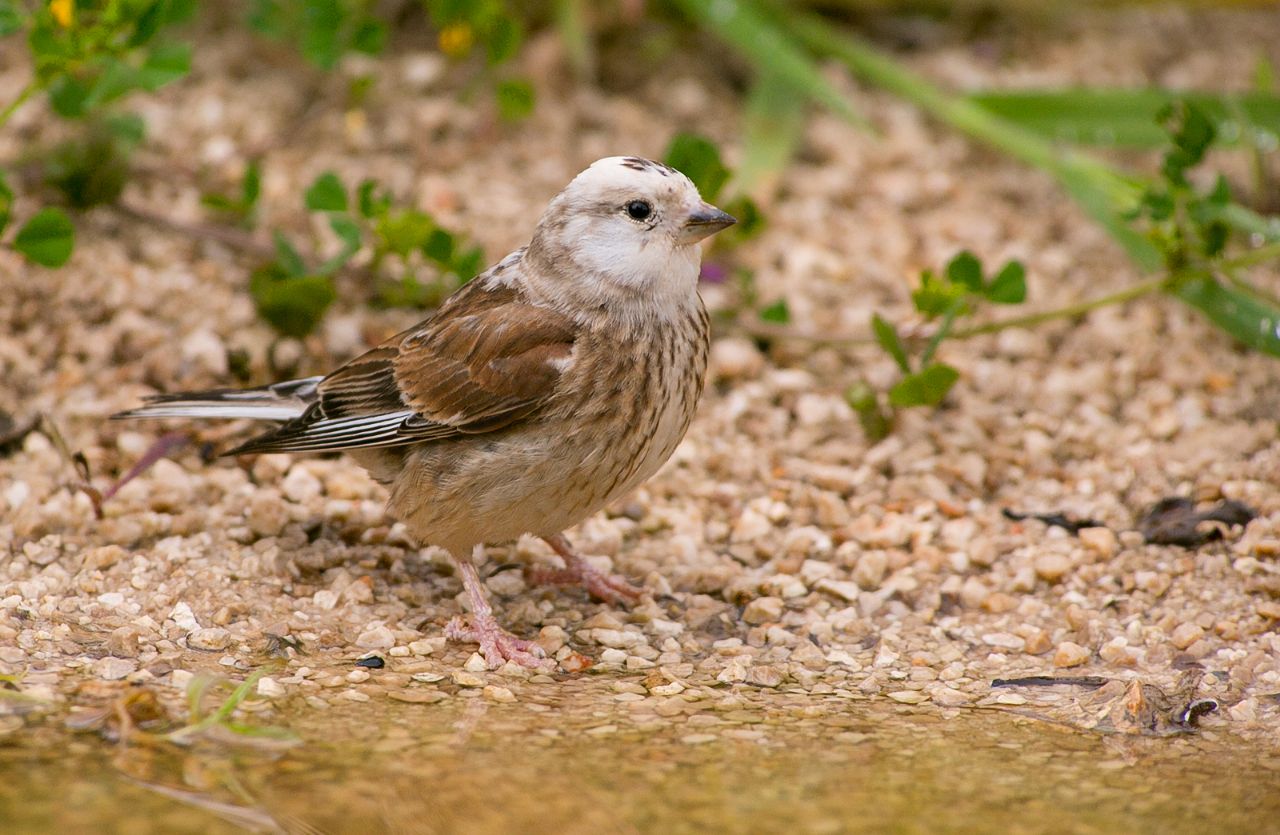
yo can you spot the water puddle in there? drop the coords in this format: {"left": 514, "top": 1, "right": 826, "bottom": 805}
{"left": 3, "top": 691, "right": 1277, "bottom": 833}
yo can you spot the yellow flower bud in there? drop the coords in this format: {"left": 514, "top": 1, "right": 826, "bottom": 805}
{"left": 49, "top": 0, "right": 74, "bottom": 28}
{"left": 438, "top": 23, "right": 473, "bottom": 59}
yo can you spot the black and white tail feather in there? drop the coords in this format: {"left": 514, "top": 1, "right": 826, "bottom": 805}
{"left": 111, "top": 376, "right": 430, "bottom": 457}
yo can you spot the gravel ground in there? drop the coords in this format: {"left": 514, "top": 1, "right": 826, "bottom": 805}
{"left": 2, "top": 8, "right": 1279, "bottom": 741}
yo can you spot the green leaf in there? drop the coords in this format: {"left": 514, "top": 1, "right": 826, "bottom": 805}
{"left": 357, "top": 179, "right": 389, "bottom": 219}
{"left": 0, "top": 4, "right": 22, "bottom": 37}
{"left": 722, "top": 196, "right": 765, "bottom": 241}
{"left": 48, "top": 76, "right": 90, "bottom": 118}
{"left": 83, "top": 59, "right": 139, "bottom": 110}
{"left": 249, "top": 267, "right": 335, "bottom": 339}
{"left": 300, "top": 0, "right": 344, "bottom": 68}
{"left": 329, "top": 214, "right": 361, "bottom": 250}
{"left": 46, "top": 128, "right": 132, "bottom": 208}
{"left": 13, "top": 208, "right": 75, "bottom": 267}
{"left": 759, "top": 298, "right": 790, "bottom": 324}
{"left": 422, "top": 228, "right": 455, "bottom": 264}
{"left": 242, "top": 159, "right": 261, "bottom": 208}
{"left": 844, "top": 381, "right": 892, "bottom": 442}
{"left": 137, "top": 42, "right": 191, "bottom": 90}
{"left": 485, "top": 16, "right": 523, "bottom": 65}
{"left": 986, "top": 260, "right": 1026, "bottom": 304}
{"left": 945, "top": 251, "right": 983, "bottom": 292}
{"left": 452, "top": 247, "right": 485, "bottom": 282}
{"left": 495, "top": 79, "right": 535, "bottom": 122}
{"left": 316, "top": 214, "right": 362, "bottom": 276}
{"left": 304, "top": 171, "right": 347, "bottom": 212}
{"left": 871, "top": 313, "right": 910, "bottom": 374}
{"left": 106, "top": 112, "right": 146, "bottom": 144}
{"left": 376, "top": 209, "right": 434, "bottom": 256}
{"left": 1256, "top": 55, "right": 1277, "bottom": 93}
{"left": 351, "top": 17, "right": 387, "bottom": 55}
{"left": 1172, "top": 274, "right": 1280, "bottom": 357}
{"left": 911, "top": 271, "right": 960, "bottom": 318}
{"left": 129, "top": 1, "right": 165, "bottom": 46}
{"left": 664, "top": 134, "right": 730, "bottom": 202}
{"left": 0, "top": 170, "right": 12, "bottom": 237}
{"left": 888, "top": 363, "right": 960, "bottom": 408}
{"left": 272, "top": 231, "right": 307, "bottom": 277}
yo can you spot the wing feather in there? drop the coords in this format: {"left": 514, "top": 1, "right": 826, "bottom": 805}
{"left": 223, "top": 269, "right": 578, "bottom": 456}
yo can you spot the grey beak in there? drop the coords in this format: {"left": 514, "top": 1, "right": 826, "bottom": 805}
{"left": 679, "top": 203, "right": 736, "bottom": 244}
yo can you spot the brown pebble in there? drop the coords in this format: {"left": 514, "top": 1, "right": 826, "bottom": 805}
{"left": 388, "top": 690, "right": 447, "bottom": 704}
{"left": 1078, "top": 527, "right": 1118, "bottom": 559}
{"left": 1034, "top": 554, "right": 1072, "bottom": 583}
{"left": 1053, "top": 641, "right": 1089, "bottom": 668}
{"left": 1170, "top": 622, "right": 1204, "bottom": 650}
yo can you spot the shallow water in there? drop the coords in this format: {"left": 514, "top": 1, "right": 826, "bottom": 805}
{"left": 3, "top": 696, "right": 1278, "bottom": 834}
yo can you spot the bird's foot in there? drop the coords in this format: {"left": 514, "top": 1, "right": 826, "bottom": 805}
{"left": 530, "top": 534, "right": 643, "bottom": 606}
{"left": 449, "top": 554, "right": 547, "bottom": 669}
{"left": 445, "top": 614, "right": 546, "bottom": 669}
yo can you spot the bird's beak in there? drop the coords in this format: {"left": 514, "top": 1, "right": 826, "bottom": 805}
{"left": 679, "top": 203, "right": 736, "bottom": 244}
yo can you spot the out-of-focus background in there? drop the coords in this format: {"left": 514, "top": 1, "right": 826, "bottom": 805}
{"left": 2, "top": 2, "right": 1280, "bottom": 832}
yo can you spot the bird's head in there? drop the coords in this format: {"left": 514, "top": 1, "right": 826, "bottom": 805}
{"left": 529, "top": 156, "right": 735, "bottom": 302}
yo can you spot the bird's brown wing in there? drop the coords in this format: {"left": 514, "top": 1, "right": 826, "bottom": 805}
{"left": 225, "top": 281, "right": 578, "bottom": 455}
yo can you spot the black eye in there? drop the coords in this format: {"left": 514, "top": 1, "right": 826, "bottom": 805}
{"left": 625, "top": 200, "right": 652, "bottom": 221}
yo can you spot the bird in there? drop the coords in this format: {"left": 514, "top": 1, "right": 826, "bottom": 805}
{"left": 114, "top": 156, "right": 735, "bottom": 668}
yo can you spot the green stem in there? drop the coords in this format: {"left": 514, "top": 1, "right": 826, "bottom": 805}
{"left": 920, "top": 300, "right": 961, "bottom": 365}
{"left": 1221, "top": 239, "right": 1280, "bottom": 271}
{"left": 951, "top": 277, "right": 1168, "bottom": 339}
{"left": 0, "top": 81, "right": 39, "bottom": 131}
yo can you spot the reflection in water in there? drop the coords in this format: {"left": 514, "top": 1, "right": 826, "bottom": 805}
{"left": 4, "top": 692, "right": 1279, "bottom": 834}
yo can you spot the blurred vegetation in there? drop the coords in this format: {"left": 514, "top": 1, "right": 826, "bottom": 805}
{"left": 1, "top": 0, "right": 1278, "bottom": 435}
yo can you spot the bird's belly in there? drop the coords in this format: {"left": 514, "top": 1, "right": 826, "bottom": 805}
{"left": 386, "top": 400, "right": 692, "bottom": 553}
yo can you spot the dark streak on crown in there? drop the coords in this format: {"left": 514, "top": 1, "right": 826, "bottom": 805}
{"left": 620, "top": 157, "right": 677, "bottom": 177}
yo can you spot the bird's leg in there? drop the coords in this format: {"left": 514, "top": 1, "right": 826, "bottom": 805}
{"left": 527, "top": 533, "right": 643, "bottom": 605}
{"left": 445, "top": 549, "right": 546, "bottom": 669}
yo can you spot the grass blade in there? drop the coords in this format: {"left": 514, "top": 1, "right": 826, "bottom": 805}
{"left": 1172, "top": 272, "right": 1280, "bottom": 357}
{"left": 673, "top": 0, "right": 868, "bottom": 129}
{"left": 968, "top": 89, "right": 1280, "bottom": 148}
{"left": 736, "top": 70, "right": 808, "bottom": 197}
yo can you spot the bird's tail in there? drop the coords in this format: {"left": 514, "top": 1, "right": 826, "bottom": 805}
{"left": 112, "top": 376, "right": 323, "bottom": 422}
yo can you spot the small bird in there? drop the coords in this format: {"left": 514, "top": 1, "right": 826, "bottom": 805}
{"left": 115, "top": 157, "right": 735, "bottom": 668}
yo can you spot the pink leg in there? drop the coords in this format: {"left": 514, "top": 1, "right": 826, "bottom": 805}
{"left": 526, "top": 533, "right": 642, "bottom": 606}
{"left": 445, "top": 556, "right": 546, "bottom": 669}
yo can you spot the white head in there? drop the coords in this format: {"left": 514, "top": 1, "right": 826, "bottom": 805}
{"left": 526, "top": 157, "right": 735, "bottom": 313}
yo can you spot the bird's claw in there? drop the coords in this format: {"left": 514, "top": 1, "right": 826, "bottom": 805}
{"left": 445, "top": 615, "right": 546, "bottom": 669}
{"left": 525, "top": 562, "right": 642, "bottom": 606}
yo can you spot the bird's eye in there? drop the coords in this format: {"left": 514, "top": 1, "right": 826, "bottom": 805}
{"left": 625, "top": 200, "right": 653, "bottom": 221}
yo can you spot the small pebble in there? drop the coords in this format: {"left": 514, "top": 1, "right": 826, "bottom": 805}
{"left": 1171, "top": 623, "right": 1205, "bottom": 650}
{"left": 256, "top": 676, "right": 285, "bottom": 698}
{"left": 742, "top": 596, "right": 784, "bottom": 625}
{"left": 887, "top": 690, "right": 927, "bottom": 704}
{"left": 355, "top": 624, "right": 395, "bottom": 650}
{"left": 1054, "top": 641, "right": 1090, "bottom": 668}
{"left": 1078, "top": 527, "right": 1118, "bottom": 559}
{"left": 187, "top": 627, "right": 231, "bottom": 652}
{"left": 1033, "top": 554, "right": 1071, "bottom": 583}
{"left": 483, "top": 685, "right": 517, "bottom": 703}
{"left": 389, "top": 690, "right": 447, "bottom": 704}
